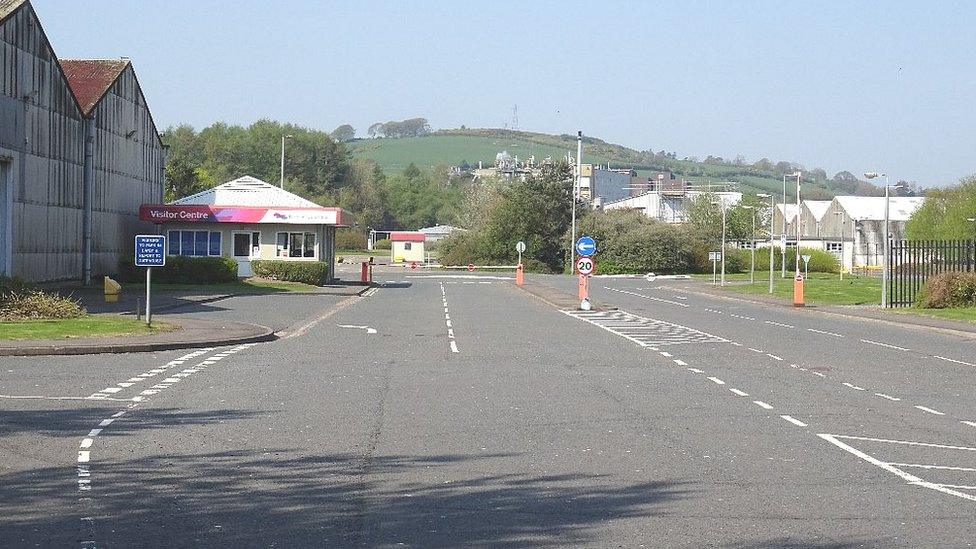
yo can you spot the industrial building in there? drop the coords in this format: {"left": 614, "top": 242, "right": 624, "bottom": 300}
{"left": 0, "top": 0, "right": 164, "bottom": 283}
{"left": 602, "top": 173, "right": 742, "bottom": 223}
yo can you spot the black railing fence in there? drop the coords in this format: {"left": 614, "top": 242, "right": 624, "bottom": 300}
{"left": 888, "top": 239, "right": 976, "bottom": 307}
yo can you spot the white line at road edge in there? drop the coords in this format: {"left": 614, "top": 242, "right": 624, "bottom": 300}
{"left": 818, "top": 434, "right": 976, "bottom": 502}
{"left": 440, "top": 283, "right": 460, "bottom": 353}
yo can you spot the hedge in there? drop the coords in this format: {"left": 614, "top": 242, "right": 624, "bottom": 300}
{"left": 0, "top": 275, "right": 85, "bottom": 321}
{"left": 117, "top": 255, "right": 239, "bottom": 284}
{"left": 335, "top": 229, "right": 366, "bottom": 250}
{"left": 744, "top": 246, "right": 840, "bottom": 274}
{"left": 372, "top": 238, "right": 392, "bottom": 250}
{"left": 250, "top": 260, "right": 330, "bottom": 285}
{"left": 916, "top": 271, "right": 976, "bottom": 308}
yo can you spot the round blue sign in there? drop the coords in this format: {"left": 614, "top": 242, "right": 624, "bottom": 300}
{"left": 575, "top": 235, "right": 597, "bottom": 257}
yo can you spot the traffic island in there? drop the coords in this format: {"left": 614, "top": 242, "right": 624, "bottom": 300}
{"left": 516, "top": 277, "right": 614, "bottom": 312}
{"left": 0, "top": 314, "right": 275, "bottom": 356}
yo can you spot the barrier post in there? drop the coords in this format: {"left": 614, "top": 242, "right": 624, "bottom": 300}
{"left": 361, "top": 262, "right": 369, "bottom": 284}
{"left": 793, "top": 274, "right": 804, "bottom": 307}
{"left": 515, "top": 263, "right": 524, "bottom": 286}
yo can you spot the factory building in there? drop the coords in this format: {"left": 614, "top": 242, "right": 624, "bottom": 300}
{"left": 0, "top": 0, "right": 164, "bottom": 283}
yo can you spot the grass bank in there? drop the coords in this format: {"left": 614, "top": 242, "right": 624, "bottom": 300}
{"left": 894, "top": 307, "right": 976, "bottom": 324}
{"left": 0, "top": 315, "right": 173, "bottom": 340}
{"left": 709, "top": 272, "right": 881, "bottom": 306}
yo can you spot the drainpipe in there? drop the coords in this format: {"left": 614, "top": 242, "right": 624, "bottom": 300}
{"left": 82, "top": 117, "right": 95, "bottom": 286}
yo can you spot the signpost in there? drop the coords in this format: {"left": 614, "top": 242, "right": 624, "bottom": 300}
{"left": 576, "top": 256, "right": 595, "bottom": 276}
{"left": 575, "top": 235, "right": 596, "bottom": 258}
{"left": 801, "top": 254, "right": 812, "bottom": 279}
{"left": 515, "top": 241, "right": 526, "bottom": 286}
{"left": 467, "top": 263, "right": 475, "bottom": 272}
{"left": 709, "top": 251, "right": 720, "bottom": 284}
{"left": 515, "top": 240, "right": 526, "bottom": 265}
{"left": 134, "top": 235, "right": 166, "bottom": 327}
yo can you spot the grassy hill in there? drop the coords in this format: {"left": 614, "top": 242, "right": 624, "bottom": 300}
{"left": 349, "top": 128, "right": 873, "bottom": 198}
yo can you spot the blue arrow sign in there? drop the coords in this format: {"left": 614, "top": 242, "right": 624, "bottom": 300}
{"left": 575, "top": 235, "right": 597, "bottom": 257}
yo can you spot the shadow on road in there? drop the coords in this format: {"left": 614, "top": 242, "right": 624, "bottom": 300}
{"left": 0, "top": 407, "right": 262, "bottom": 438}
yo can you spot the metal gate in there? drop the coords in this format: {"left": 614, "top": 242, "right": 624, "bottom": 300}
{"left": 888, "top": 239, "right": 976, "bottom": 307}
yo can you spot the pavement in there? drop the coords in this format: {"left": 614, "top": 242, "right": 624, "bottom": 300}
{"left": 2, "top": 271, "right": 976, "bottom": 547}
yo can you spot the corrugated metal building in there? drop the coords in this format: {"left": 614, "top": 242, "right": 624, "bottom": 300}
{"left": 0, "top": 0, "right": 163, "bottom": 283}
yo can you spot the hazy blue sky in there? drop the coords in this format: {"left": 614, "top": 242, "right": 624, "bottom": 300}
{"left": 35, "top": 0, "right": 975, "bottom": 187}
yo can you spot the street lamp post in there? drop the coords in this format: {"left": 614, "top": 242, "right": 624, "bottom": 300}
{"left": 742, "top": 205, "right": 757, "bottom": 284}
{"left": 781, "top": 174, "right": 787, "bottom": 278}
{"left": 757, "top": 193, "right": 774, "bottom": 293}
{"left": 570, "top": 131, "right": 582, "bottom": 272}
{"left": 279, "top": 134, "right": 293, "bottom": 188}
{"left": 833, "top": 211, "right": 846, "bottom": 281}
{"left": 711, "top": 200, "right": 727, "bottom": 286}
{"left": 865, "top": 172, "right": 903, "bottom": 308}
{"left": 792, "top": 171, "right": 802, "bottom": 276}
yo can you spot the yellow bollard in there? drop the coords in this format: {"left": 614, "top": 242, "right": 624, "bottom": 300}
{"left": 104, "top": 276, "right": 121, "bottom": 303}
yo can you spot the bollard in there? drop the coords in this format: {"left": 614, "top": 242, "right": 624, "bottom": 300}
{"left": 515, "top": 263, "right": 524, "bottom": 286}
{"left": 104, "top": 275, "right": 121, "bottom": 303}
{"left": 360, "top": 262, "right": 369, "bottom": 284}
{"left": 578, "top": 273, "right": 589, "bottom": 301}
{"left": 793, "top": 274, "right": 804, "bottom": 307}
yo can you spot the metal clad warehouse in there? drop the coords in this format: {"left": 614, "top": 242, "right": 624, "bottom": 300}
{"left": 0, "top": 0, "right": 163, "bottom": 283}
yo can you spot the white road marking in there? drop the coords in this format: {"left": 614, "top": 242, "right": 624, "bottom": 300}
{"left": 914, "top": 405, "right": 945, "bottom": 416}
{"left": 829, "top": 434, "right": 976, "bottom": 451}
{"left": 729, "top": 342, "right": 743, "bottom": 347}
{"left": 812, "top": 372, "right": 827, "bottom": 377}
{"left": 98, "top": 419, "right": 114, "bottom": 427}
{"left": 707, "top": 376, "right": 725, "bottom": 385}
{"left": 441, "top": 283, "right": 460, "bottom": 354}
{"left": 875, "top": 392, "right": 901, "bottom": 402}
{"left": 860, "top": 339, "right": 910, "bottom": 352}
{"left": 766, "top": 354, "right": 783, "bottom": 361}
{"left": 450, "top": 341, "right": 459, "bottom": 353}
{"left": 843, "top": 382, "right": 866, "bottom": 391}
{"left": 962, "top": 421, "right": 976, "bottom": 428}
{"left": 686, "top": 367, "right": 703, "bottom": 373}
{"left": 818, "top": 433, "right": 976, "bottom": 502}
{"left": 888, "top": 463, "right": 976, "bottom": 472}
{"left": 77, "top": 451, "right": 90, "bottom": 463}
{"left": 80, "top": 438, "right": 93, "bottom": 448}
{"left": 780, "top": 415, "right": 808, "bottom": 427}
{"left": 753, "top": 400, "right": 773, "bottom": 410}
{"left": 729, "top": 388, "right": 749, "bottom": 397}
{"left": 764, "top": 320, "right": 794, "bottom": 328}
{"left": 337, "top": 324, "right": 378, "bottom": 335}
{"left": 673, "top": 359, "right": 687, "bottom": 366}
{"left": 606, "top": 287, "right": 689, "bottom": 307}
{"left": 660, "top": 352, "right": 673, "bottom": 358}
{"left": 934, "top": 356, "right": 976, "bottom": 367}
{"left": 807, "top": 328, "right": 844, "bottom": 337}
{"left": 747, "top": 348, "right": 764, "bottom": 354}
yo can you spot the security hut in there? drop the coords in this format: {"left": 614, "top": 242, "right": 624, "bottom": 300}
{"left": 390, "top": 231, "right": 426, "bottom": 263}
{"left": 139, "top": 176, "right": 349, "bottom": 280}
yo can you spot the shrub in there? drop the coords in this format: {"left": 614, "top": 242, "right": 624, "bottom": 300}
{"left": 251, "top": 260, "right": 331, "bottom": 285}
{"left": 916, "top": 271, "right": 976, "bottom": 308}
{"left": 335, "top": 229, "right": 366, "bottom": 250}
{"left": 747, "top": 247, "right": 839, "bottom": 274}
{"left": 0, "top": 275, "right": 85, "bottom": 321}
{"left": 117, "top": 255, "right": 239, "bottom": 284}
{"left": 372, "top": 238, "right": 392, "bottom": 250}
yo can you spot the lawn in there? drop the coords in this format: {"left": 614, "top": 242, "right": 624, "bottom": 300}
{"left": 126, "top": 277, "right": 321, "bottom": 294}
{"left": 894, "top": 307, "right": 976, "bottom": 324}
{"left": 0, "top": 315, "right": 173, "bottom": 340}
{"left": 714, "top": 272, "right": 882, "bottom": 306}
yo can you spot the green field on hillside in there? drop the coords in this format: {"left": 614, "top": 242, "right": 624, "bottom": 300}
{"left": 349, "top": 130, "right": 841, "bottom": 198}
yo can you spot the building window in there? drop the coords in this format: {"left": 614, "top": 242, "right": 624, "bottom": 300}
{"left": 276, "top": 232, "right": 316, "bottom": 258}
{"left": 403, "top": 242, "right": 412, "bottom": 250}
{"left": 168, "top": 230, "right": 221, "bottom": 257}
{"left": 826, "top": 242, "right": 843, "bottom": 252}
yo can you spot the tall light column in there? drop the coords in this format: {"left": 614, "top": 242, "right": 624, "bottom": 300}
{"left": 793, "top": 171, "right": 802, "bottom": 276}
{"left": 757, "top": 194, "right": 774, "bottom": 293}
{"left": 711, "top": 200, "right": 727, "bottom": 286}
{"left": 781, "top": 174, "right": 787, "bottom": 278}
{"left": 570, "top": 131, "right": 582, "bottom": 272}
{"left": 742, "top": 205, "right": 757, "bottom": 283}
{"left": 865, "top": 172, "right": 900, "bottom": 307}
{"left": 279, "top": 134, "right": 293, "bottom": 188}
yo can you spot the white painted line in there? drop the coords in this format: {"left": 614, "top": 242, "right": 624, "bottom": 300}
{"left": 87, "top": 428, "right": 102, "bottom": 437}
{"left": 660, "top": 352, "right": 673, "bottom": 358}
{"left": 445, "top": 314, "right": 450, "bottom": 320}
{"left": 860, "top": 339, "right": 910, "bottom": 352}
{"left": 450, "top": 341, "right": 459, "bottom": 353}
{"left": 914, "top": 405, "right": 946, "bottom": 416}
{"left": 125, "top": 377, "right": 142, "bottom": 382}
{"left": 934, "top": 356, "right": 976, "bottom": 367}
{"left": 673, "top": 359, "right": 687, "bottom": 366}
{"left": 729, "top": 342, "right": 743, "bottom": 347}
{"left": 766, "top": 354, "right": 784, "bottom": 361}
{"left": 874, "top": 392, "right": 901, "bottom": 402}
{"left": 747, "top": 348, "right": 763, "bottom": 354}
{"left": 818, "top": 433, "right": 976, "bottom": 502}
{"left": 962, "top": 421, "right": 976, "bottom": 428}
{"left": 118, "top": 383, "right": 133, "bottom": 388}
{"left": 131, "top": 396, "right": 144, "bottom": 402}
{"left": 97, "top": 419, "right": 114, "bottom": 427}
{"left": 812, "top": 372, "right": 826, "bottom": 377}
{"left": 707, "top": 376, "right": 725, "bottom": 385}
{"left": 753, "top": 400, "right": 773, "bottom": 410}
{"left": 830, "top": 434, "right": 976, "bottom": 452}
{"left": 888, "top": 463, "right": 976, "bottom": 472}
{"left": 780, "top": 415, "right": 808, "bottom": 427}
{"left": 729, "top": 388, "right": 749, "bottom": 397}
{"left": 111, "top": 411, "right": 125, "bottom": 418}
{"left": 447, "top": 328, "right": 455, "bottom": 338}
{"left": 101, "top": 387, "right": 121, "bottom": 394}
{"left": 606, "top": 287, "right": 690, "bottom": 307}
{"left": 80, "top": 438, "right": 93, "bottom": 449}
{"left": 686, "top": 367, "right": 704, "bottom": 373}
{"left": 77, "top": 451, "right": 90, "bottom": 463}
{"left": 765, "top": 320, "right": 795, "bottom": 328}
{"left": 808, "top": 328, "right": 844, "bottom": 337}
{"left": 163, "top": 378, "right": 180, "bottom": 383}
{"left": 843, "top": 382, "right": 866, "bottom": 391}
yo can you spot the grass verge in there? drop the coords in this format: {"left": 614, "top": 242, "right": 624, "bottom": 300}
{"left": 894, "top": 307, "right": 976, "bottom": 324}
{"left": 712, "top": 272, "right": 881, "bottom": 306}
{"left": 0, "top": 315, "right": 175, "bottom": 340}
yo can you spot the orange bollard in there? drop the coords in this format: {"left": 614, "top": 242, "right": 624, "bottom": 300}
{"left": 360, "top": 262, "right": 369, "bottom": 284}
{"left": 515, "top": 263, "right": 524, "bottom": 286}
{"left": 793, "top": 274, "right": 804, "bottom": 307}
{"left": 578, "top": 273, "right": 589, "bottom": 300}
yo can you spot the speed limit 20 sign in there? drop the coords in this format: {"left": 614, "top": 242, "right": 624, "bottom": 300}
{"left": 576, "top": 256, "right": 595, "bottom": 276}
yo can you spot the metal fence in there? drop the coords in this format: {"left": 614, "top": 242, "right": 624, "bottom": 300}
{"left": 888, "top": 239, "right": 976, "bottom": 307}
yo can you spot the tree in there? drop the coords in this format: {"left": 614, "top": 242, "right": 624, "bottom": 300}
{"left": 367, "top": 123, "right": 383, "bottom": 138}
{"left": 906, "top": 175, "right": 976, "bottom": 239}
{"left": 330, "top": 124, "right": 356, "bottom": 142}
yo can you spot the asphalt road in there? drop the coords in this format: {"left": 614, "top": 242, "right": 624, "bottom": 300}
{"left": 2, "top": 273, "right": 975, "bottom": 547}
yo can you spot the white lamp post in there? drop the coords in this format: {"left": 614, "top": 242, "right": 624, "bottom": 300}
{"left": 864, "top": 172, "right": 904, "bottom": 308}
{"left": 757, "top": 193, "right": 773, "bottom": 293}
{"left": 742, "top": 205, "right": 757, "bottom": 284}
{"left": 711, "top": 200, "right": 727, "bottom": 286}
{"left": 279, "top": 134, "right": 293, "bottom": 188}
{"left": 833, "top": 211, "right": 846, "bottom": 280}
{"left": 792, "top": 171, "right": 802, "bottom": 276}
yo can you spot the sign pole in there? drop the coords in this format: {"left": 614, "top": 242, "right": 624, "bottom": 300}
{"left": 145, "top": 267, "right": 152, "bottom": 327}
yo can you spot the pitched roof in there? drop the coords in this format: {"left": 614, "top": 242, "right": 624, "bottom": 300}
{"left": 0, "top": 0, "right": 27, "bottom": 22}
{"left": 59, "top": 59, "right": 129, "bottom": 115}
{"left": 776, "top": 204, "right": 799, "bottom": 222}
{"left": 390, "top": 231, "right": 427, "bottom": 243}
{"left": 834, "top": 196, "right": 925, "bottom": 222}
{"left": 803, "top": 200, "right": 832, "bottom": 222}
{"left": 171, "top": 175, "right": 323, "bottom": 207}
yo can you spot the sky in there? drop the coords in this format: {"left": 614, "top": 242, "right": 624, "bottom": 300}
{"left": 33, "top": 0, "right": 976, "bottom": 187}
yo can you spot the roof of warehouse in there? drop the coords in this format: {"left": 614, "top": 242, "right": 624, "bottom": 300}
{"left": 59, "top": 59, "right": 129, "bottom": 115}
{"left": 171, "top": 175, "right": 324, "bottom": 208}
{"left": 776, "top": 203, "right": 799, "bottom": 222}
{"left": 803, "top": 200, "right": 832, "bottom": 222}
{"left": 0, "top": 0, "right": 27, "bottom": 22}
{"left": 834, "top": 196, "right": 925, "bottom": 221}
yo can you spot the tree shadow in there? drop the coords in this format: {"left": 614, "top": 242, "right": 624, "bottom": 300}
{"left": 0, "top": 407, "right": 263, "bottom": 438}
{"left": 0, "top": 449, "right": 692, "bottom": 547}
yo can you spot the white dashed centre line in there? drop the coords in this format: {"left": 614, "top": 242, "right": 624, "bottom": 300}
{"left": 440, "top": 283, "right": 460, "bottom": 354}
{"left": 860, "top": 339, "right": 910, "bottom": 352}
{"left": 914, "top": 405, "right": 945, "bottom": 416}
{"left": 753, "top": 400, "right": 773, "bottom": 410}
{"left": 808, "top": 328, "right": 844, "bottom": 337}
{"left": 934, "top": 356, "right": 975, "bottom": 367}
{"left": 874, "top": 392, "right": 901, "bottom": 402}
{"left": 707, "top": 376, "right": 725, "bottom": 385}
{"left": 729, "top": 388, "right": 749, "bottom": 397}
{"left": 765, "top": 320, "right": 795, "bottom": 328}
{"left": 780, "top": 415, "right": 808, "bottom": 427}
{"left": 843, "top": 382, "right": 866, "bottom": 391}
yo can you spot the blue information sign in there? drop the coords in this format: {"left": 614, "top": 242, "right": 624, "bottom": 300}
{"left": 135, "top": 235, "right": 166, "bottom": 267}
{"left": 575, "top": 235, "right": 597, "bottom": 257}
